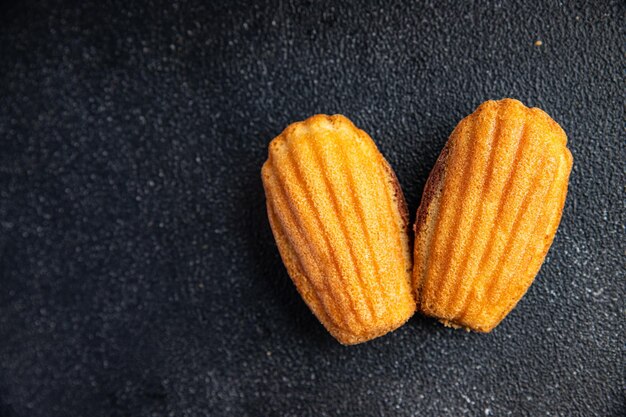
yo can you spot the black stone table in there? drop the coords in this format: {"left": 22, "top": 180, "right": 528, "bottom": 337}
{"left": 0, "top": 1, "right": 623, "bottom": 416}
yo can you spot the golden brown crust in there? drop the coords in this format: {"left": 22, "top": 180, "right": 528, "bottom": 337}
{"left": 382, "top": 159, "right": 410, "bottom": 232}
{"left": 414, "top": 144, "right": 450, "bottom": 232}
{"left": 262, "top": 114, "right": 416, "bottom": 344}
{"left": 413, "top": 142, "right": 450, "bottom": 308}
{"left": 412, "top": 98, "right": 572, "bottom": 332}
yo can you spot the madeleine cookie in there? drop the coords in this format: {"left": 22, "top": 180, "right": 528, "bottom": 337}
{"left": 262, "top": 115, "right": 415, "bottom": 344}
{"left": 413, "top": 99, "right": 573, "bottom": 332}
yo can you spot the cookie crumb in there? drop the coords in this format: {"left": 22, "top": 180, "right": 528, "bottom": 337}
{"left": 534, "top": 39, "right": 543, "bottom": 47}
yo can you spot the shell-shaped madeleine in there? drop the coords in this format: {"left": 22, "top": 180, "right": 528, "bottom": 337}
{"left": 413, "top": 99, "right": 573, "bottom": 332}
{"left": 262, "top": 114, "right": 415, "bottom": 344}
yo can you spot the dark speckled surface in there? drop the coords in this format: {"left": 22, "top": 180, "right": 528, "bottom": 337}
{"left": 0, "top": 1, "right": 624, "bottom": 416}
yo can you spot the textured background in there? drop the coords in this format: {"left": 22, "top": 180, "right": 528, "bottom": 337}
{"left": 0, "top": 0, "right": 624, "bottom": 416}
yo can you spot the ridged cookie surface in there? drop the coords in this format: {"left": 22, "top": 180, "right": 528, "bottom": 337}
{"left": 262, "top": 114, "right": 415, "bottom": 344}
{"left": 413, "top": 99, "right": 573, "bottom": 332}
